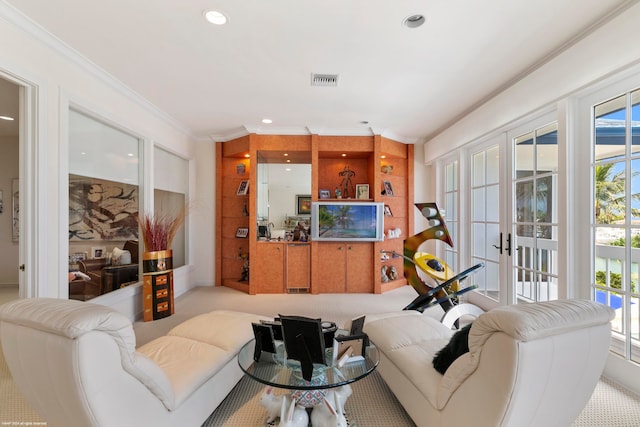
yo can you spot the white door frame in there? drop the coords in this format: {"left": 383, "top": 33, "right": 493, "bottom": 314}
{"left": 1, "top": 68, "right": 43, "bottom": 299}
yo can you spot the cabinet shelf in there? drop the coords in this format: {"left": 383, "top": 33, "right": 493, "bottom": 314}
{"left": 217, "top": 135, "right": 413, "bottom": 295}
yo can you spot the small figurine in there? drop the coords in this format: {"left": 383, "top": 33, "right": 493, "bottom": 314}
{"left": 335, "top": 187, "right": 342, "bottom": 199}
{"left": 239, "top": 248, "right": 249, "bottom": 281}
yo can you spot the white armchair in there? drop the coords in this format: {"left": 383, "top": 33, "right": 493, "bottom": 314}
{"left": 364, "top": 299, "right": 615, "bottom": 427}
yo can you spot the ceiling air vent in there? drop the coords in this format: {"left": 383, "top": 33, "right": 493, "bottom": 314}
{"left": 311, "top": 73, "right": 339, "bottom": 87}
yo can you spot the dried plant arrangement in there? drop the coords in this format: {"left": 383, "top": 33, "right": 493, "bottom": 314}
{"left": 137, "top": 206, "right": 187, "bottom": 252}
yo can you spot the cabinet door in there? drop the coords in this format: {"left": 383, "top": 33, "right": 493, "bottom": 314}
{"left": 346, "top": 243, "right": 373, "bottom": 293}
{"left": 287, "top": 244, "right": 310, "bottom": 290}
{"left": 256, "top": 243, "right": 285, "bottom": 293}
{"left": 316, "top": 243, "right": 347, "bottom": 293}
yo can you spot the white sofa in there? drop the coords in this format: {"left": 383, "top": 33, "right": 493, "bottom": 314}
{"left": 363, "top": 299, "right": 614, "bottom": 427}
{"left": 0, "top": 298, "right": 269, "bottom": 427}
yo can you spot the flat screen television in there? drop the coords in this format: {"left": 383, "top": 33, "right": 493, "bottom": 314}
{"left": 311, "top": 201, "right": 384, "bottom": 242}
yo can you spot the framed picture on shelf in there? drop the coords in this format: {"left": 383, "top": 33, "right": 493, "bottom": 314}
{"left": 91, "top": 246, "right": 106, "bottom": 259}
{"left": 236, "top": 227, "right": 249, "bottom": 238}
{"left": 319, "top": 189, "right": 331, "bottom": 199}
{"left": 355, "top": 184, "right": 369, "bottom": 200}
{"left": 236, "top": 180, "right": 249, "bottom": 196}
{"left": 384, "top": 204, "right": 393, "bottom": 217}
{"left": 382, "top": 180, "right": 394, "bottom": 196}
{"left": 296, "top": 194, "right": 312, "bottom": 215}
{"left": 72, "top": 252, "right": 88, "bottom": 262}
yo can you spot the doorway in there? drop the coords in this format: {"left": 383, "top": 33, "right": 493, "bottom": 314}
{"left": 0, "top": 76, "right": 19, "bottom": 302}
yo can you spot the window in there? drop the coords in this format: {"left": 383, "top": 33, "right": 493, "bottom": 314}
{"left": 68, "top": 109, "right": 141, "bottom": 299}
{"left": 154, "top": 147, "right": 189, "bottom": 268}
{"left": 592, "top": 88, "right": 640, "bottom": 363}
{"left": 442, "top": 158, "right": 459, "bottom": 273}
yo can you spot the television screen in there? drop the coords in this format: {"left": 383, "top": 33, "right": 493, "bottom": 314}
{"left": 311, "top": 201, "right": 384, "bottom": 242}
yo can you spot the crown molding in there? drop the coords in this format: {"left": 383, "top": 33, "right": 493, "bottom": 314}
{"left": 0, "top": 1, "right": 195, "bottom": 140}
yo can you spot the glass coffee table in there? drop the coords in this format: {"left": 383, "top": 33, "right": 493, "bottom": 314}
{"left": 237, "top": 332, "right": 379, "bottom": 424}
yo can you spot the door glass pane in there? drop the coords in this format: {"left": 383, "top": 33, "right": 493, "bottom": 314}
{"left": 473, "top": 223, "right": 486, "bottom": 258}
{"left": 631, "top": 89, "right": 640, "bottom": 154}
{"left": 595, "top": 94, "right": 626, "bottom": 162}
{"left": 445, "top": 162, "right": 457, "bottom": 192}
{"left": 472, "top": 187, "right": 485, "bottom": 221}
{"left": 516, "top": 181, "right": 535, "bottom": 226}
{"left": 515, "top": 131, "right": 534, "bottom": 179}
{"left": 486, "top": 146, "right": 500, "bottom": 184}
{"left": 536, "top": 124, "right": 558, "bottom": 172}
{"left": 446, "top": 192, "right": 457, "bottom": 222}
{"left": 472, "top": 152, "right": 485, "bottom": 186}
{"left": 594, "top": 161, "right": 625, "bottom": 224}
{"left": 485, "top": 185, "right": 499, "bottom": 223}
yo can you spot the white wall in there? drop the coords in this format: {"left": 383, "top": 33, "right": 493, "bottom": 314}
{"left": 424, "top": 2, "right": 640, "bottom": 161}
{"left": 0, "top": 4, "right": 208, "bottom": 317}
{"left": 0, "top": 136, "right": 18, "bottom": 285}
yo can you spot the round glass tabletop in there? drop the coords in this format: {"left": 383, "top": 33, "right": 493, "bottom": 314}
{"left": 237, "top": 334, "right": 379, "bottom": 391}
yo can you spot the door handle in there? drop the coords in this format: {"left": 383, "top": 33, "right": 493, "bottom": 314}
{"left": 506, "top": 233, "right": 512, "bottom": 256}
{"left": 492, "top": 232, "right": 503, "bottom": 254}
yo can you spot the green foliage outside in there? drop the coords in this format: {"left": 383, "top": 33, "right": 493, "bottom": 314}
{"left": 609, "top": 235, "right": 640, "bottom": 248}
{"left": 595, "top": 270, "right": 637, "bottom": 293}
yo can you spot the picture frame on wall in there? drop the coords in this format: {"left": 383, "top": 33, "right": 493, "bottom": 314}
{"left": 12, "top": 178, "right": 19, "bottom": 242}
{"left": 384, "top": 204, "right": 393, "bottom": 217}
{"left": 356, "top": 184, "right": 369, "bottom": 199}
{"left": 382, "top": 180, "right": 394, "bottom": 196}
{"left": 236, "top": 227, "right": 249, "bottom": 238}
{"left": 296, "top": 194, "right": 312, "bottom": 215}
{"left": 237, "top": 180, "right": 250, "bottom": 196}
{"left": 319, "top": 189, "right": 331, "bottom": 199}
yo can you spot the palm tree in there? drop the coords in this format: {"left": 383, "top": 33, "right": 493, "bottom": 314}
{"left": 595, "top": 164, "right": 627, "bottom": 224}
{"left": 335, "top": 205, "right": 354, "bottom": 229}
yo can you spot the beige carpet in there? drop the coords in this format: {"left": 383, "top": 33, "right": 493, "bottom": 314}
{"left": 1, "top": 285, "right": 640, "bottom": 426}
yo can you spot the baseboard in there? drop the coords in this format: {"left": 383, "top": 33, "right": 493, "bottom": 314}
{"left": 604, "top": 353, "right": 640, "bottom": 395}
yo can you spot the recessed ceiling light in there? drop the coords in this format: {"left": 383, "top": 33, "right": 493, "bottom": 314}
{"left": 381, "top": 155, "right": 386, "bottom": 159}
{"left": 403, "top": 14, "right": 426, "bottom": 28}
{"left": 262, "top": 118, "right": 273, "bottom": 124}
{"left": 204, "top": 9, "right": 228, "bottom": 25}
{"left": 341, "top": 153, "right": 347, "bottom": 157}
{"left": 0, "top": 115, "right": 14, "bottom": 121}
{"left": 244, "top": 154, "right": 250, "bottom": 158}
{"left": 283, "top": 153, "right": 289, "bottom": 156}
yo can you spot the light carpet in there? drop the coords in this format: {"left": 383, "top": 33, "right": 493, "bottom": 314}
{"left": 202, "top": 370, "right": 414, "bottom": 427}
{"left": 1, "top": 286, "right": 640, "bottom": 426}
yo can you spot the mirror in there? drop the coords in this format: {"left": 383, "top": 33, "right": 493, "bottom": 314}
{"left": 257, "top": 151, "right": 311, "bottom": 240}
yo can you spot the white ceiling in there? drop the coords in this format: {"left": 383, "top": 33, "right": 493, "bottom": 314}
{"left": 1, "top": 0, "right": 637, "bottom": 143}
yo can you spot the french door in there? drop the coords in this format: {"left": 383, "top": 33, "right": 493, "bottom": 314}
{"left": 464, "top": 116, "right": 559, "bottom": 308}
{"left": 467, "top": 135, "right": 507, "bottom": 308}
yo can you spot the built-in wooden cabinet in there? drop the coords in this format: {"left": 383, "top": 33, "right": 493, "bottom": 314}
{"left": 256, "top": 243, "right": 285, "bottom": 293}
{"left": 286, "top": 243, "right": 310, "bottom": 292}
{"left": 216, "top": 134, "right": 412, "bottom": 294}
{"left": 316, "top": 243, "right": 373, "bottom": 293}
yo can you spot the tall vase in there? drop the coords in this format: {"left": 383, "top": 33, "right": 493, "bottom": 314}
{"left": 142, "top": 249, "right": 174, "bottom": 322}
